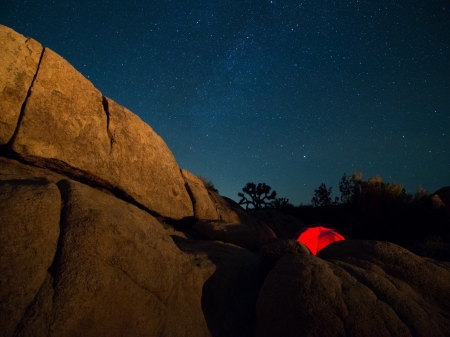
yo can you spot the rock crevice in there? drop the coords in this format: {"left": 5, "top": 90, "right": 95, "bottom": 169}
{"left": 101, "top": 96, "right": 115, "bottom": 152}
{"left": 7, "top": 46, "right": 46, "bottom": 148}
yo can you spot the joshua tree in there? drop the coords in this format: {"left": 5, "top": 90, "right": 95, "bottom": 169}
{"left": 238, "top": 182, "right": 277, "bottom": 210}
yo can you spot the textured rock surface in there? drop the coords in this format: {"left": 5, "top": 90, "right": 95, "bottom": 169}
{"left": 0, "top": 156, "right": 65, "bottom": 183}
{"left": 0, "top": 24, "right": 43, "bottom": 144}
{"left": 2, "top": 25, "right": 192, "bottom": 219}
{"left": 0, "top": 178, "right": 60, "bottom": 337}
{"left": 0, "top": 158, "right": 210, "bottom": 337}
{"left": 181, "top": 169, "right": 219, "bottom": 220}
{"left": 207, "top": 190, "right": 243, "bottom": 223}
{"left": 256, "top": 240, "right": 450, "bottom": 337}
{"left": 105, "top": 97, "right": 193, "bottom": 219}
{"left": 11, "top": 47, "right": 111, "bottom": 173}
{"left": 177, "top": 239, "right": 265, "bottom": 337}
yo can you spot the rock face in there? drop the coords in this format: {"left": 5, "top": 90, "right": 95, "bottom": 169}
{"left": 1, "top": 24, "right": 192, "bottom": 220}
{"left": 257, "top": 239, "right": 310, "bottom": 270}
{"left": 0, "top": 160, "right": 210, "bottom": 337}
{"left": 256, "top": 240, "right": 450, "bottom": 337}
{"left": 433, "top": 186, "right": 450, "bottom": 217}
{"left": 207, "top": 190, "right": 243, "bottom": 223}
{"left": 0, "top": 178, "right": 60, "bottom": 337}
{"left": 176, "top": 239, "right": 266, "bottom": 337}
{"left": 181, "top": 169, "right": 220, "bottom": 220}
{"left": 0, "top": 25, "right": 43, "bottom": 144}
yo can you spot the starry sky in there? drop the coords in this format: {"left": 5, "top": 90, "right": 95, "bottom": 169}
{"left": 2, "top": 0, "right": 449, "bottom": 205}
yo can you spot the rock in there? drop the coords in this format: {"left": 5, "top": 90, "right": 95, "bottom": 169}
{"left": 0, "top": 25, "right": 43, "bottom": 145}
{"left": 181, "top": 169, "right": 219, "bottom": 220}
{"left": 195, "top": 220, "right": 275, "bottom": 251}
{"left": 11, "top": 47, "right": 111, "bottom": 174}
{"left": 105, "top": 97, "right": 193, "bottom": 219}
{"left": 257, "top": 239, "right": 310, "bottom": 270}
{"left": 0, "top": 178, "right": 60, "bottom": 337}
{"left": 177, "top": 239, "right": 265, "bottom": 337}
{"left": 0, "top": 156, "right": 65, "bottom": 183}
{"left": 207, "top": 190, "right": 243, "bottom": 223}
{"left": 250, "top": 209, "right": 306, "bottom": 239}
{"left": 1, "top": 175, "right": 210, "bottom": 337}
{"left": 432, "top": 186, "right": 450, "bottom": 217}
{"left": 256, "top": 240, "right": 450, "bottom": 337}
{"left": 2, "top": 25, "right": 192, "bottom": 219}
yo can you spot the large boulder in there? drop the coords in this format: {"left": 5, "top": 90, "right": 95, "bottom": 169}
{"left": 104, "top": 97, "right": 194, "bottom": 219}
{"left": 181, "top": 169, "right": 219, "bottom": 220}
{"left": 257, "top": 239, "right": 310, "bottom": 270}
{"left": 207, "top": 190, "right": 243, "bottom": 223}
{"left": 433, "top": 186, "right": 450, "bottom": 217}
{"left": 256, "top": 240, "right": 450, "bottom": 337}
{"left": 176, "top": 239, "right": 266, "bottom": 337}
{"left": 0, "top": 25, "right": 43, "bottom": 144}
{"left": 0, "top": 161, "right": 210, "bottom": 336}
{"left": 1, "top": 24, "right": 192, "bottom": 219}
{"left": 0, "top": 178, "right": 60, "bottom": 337}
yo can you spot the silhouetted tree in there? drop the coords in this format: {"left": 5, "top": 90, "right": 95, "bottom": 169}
{"left": 271, "top": 197, "right": 293, "bottom": 209}
{"left": 311, "top": 183, "right": 338, "bottom": 207}
{"left": 238, "top": 182, "right": 277, "bottom": 210}
{"left": 339, "top": 171, "right": 364, "bottom": 204}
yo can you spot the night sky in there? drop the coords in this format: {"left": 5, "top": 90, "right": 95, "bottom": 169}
{"left": 2, "top": 1, "right": 449, "bottom": 205}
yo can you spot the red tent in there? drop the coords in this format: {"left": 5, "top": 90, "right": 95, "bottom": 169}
{"left": 296, "top": 225, "right": 346, "bottom": 255}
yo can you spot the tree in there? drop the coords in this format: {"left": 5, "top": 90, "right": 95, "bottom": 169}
{"left": 414, "top": 186, "right": 429, "bottom": 203}
{"left": 339, "top": 171, "right": 364, "bottom": 204}
{"left": 338, "top": 172, "right": 412, "bottom": 212}
{"left": 311, "top": 183, "right": 338, "bottom": 207}
{"left": 271, "top": 197, "right": 293, "bottom": 209}
{"left": 238, "top": 182, "right": 277, "bottom": 210}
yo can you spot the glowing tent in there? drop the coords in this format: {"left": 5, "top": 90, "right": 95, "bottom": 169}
{"left": 296, "top": 225, "right": 346, "bottom": 255}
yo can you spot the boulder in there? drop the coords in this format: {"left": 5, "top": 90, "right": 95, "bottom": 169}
{"left": 0, "top": 178, "right": 60, "bottom": 337}
{"left": 0, "top": 24, "right": 43, "bottom": 144}
{"left": 105, "top": 97, "right": 193, "bottom": 219}
{"left": 0, "top": 156, "right": 65, "bottom": 183}
{"left": 11, "top": 47, "right": 111, "bottom": 174}
{"left": 195, "top": 220, "right": 275, "bottom": 251}
{"left": 257, "top": 239, "right": 310, "bottom": 270}
{"left": 2, "top": 25, "right": 192, "bottom": 219}
{"left": 176, "top": 239, "right": 265, "bottom": 337}
{"left": 0, "top": 168, "right": 210, "bottom": 336}
{"left": 207, "top": 190, "right": 243, "bottom": 223}
{"left": 256, "top": 240, "right": 450, "bottom": 337}
{"left": 432, "top": 186, "right": 450, "bottom": 217}
{"left": 181, "top": 169, "right": 219, "bottom": 220}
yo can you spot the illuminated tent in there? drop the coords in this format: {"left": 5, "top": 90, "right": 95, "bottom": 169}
{"left": 296, "top": 225, "right": 346, "bottom": 255}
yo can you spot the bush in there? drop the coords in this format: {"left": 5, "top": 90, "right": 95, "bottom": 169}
{"left": 198, "top": 175, "right": 218, "bottom": 192}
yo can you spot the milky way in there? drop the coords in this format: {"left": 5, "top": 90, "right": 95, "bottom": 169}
{"left": 2, "top": 0, "right": 449, "bottom": 204}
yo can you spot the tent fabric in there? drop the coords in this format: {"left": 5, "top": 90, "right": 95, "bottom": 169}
{"left": 296, "top": 225, "right": 346, "bottom": 255}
